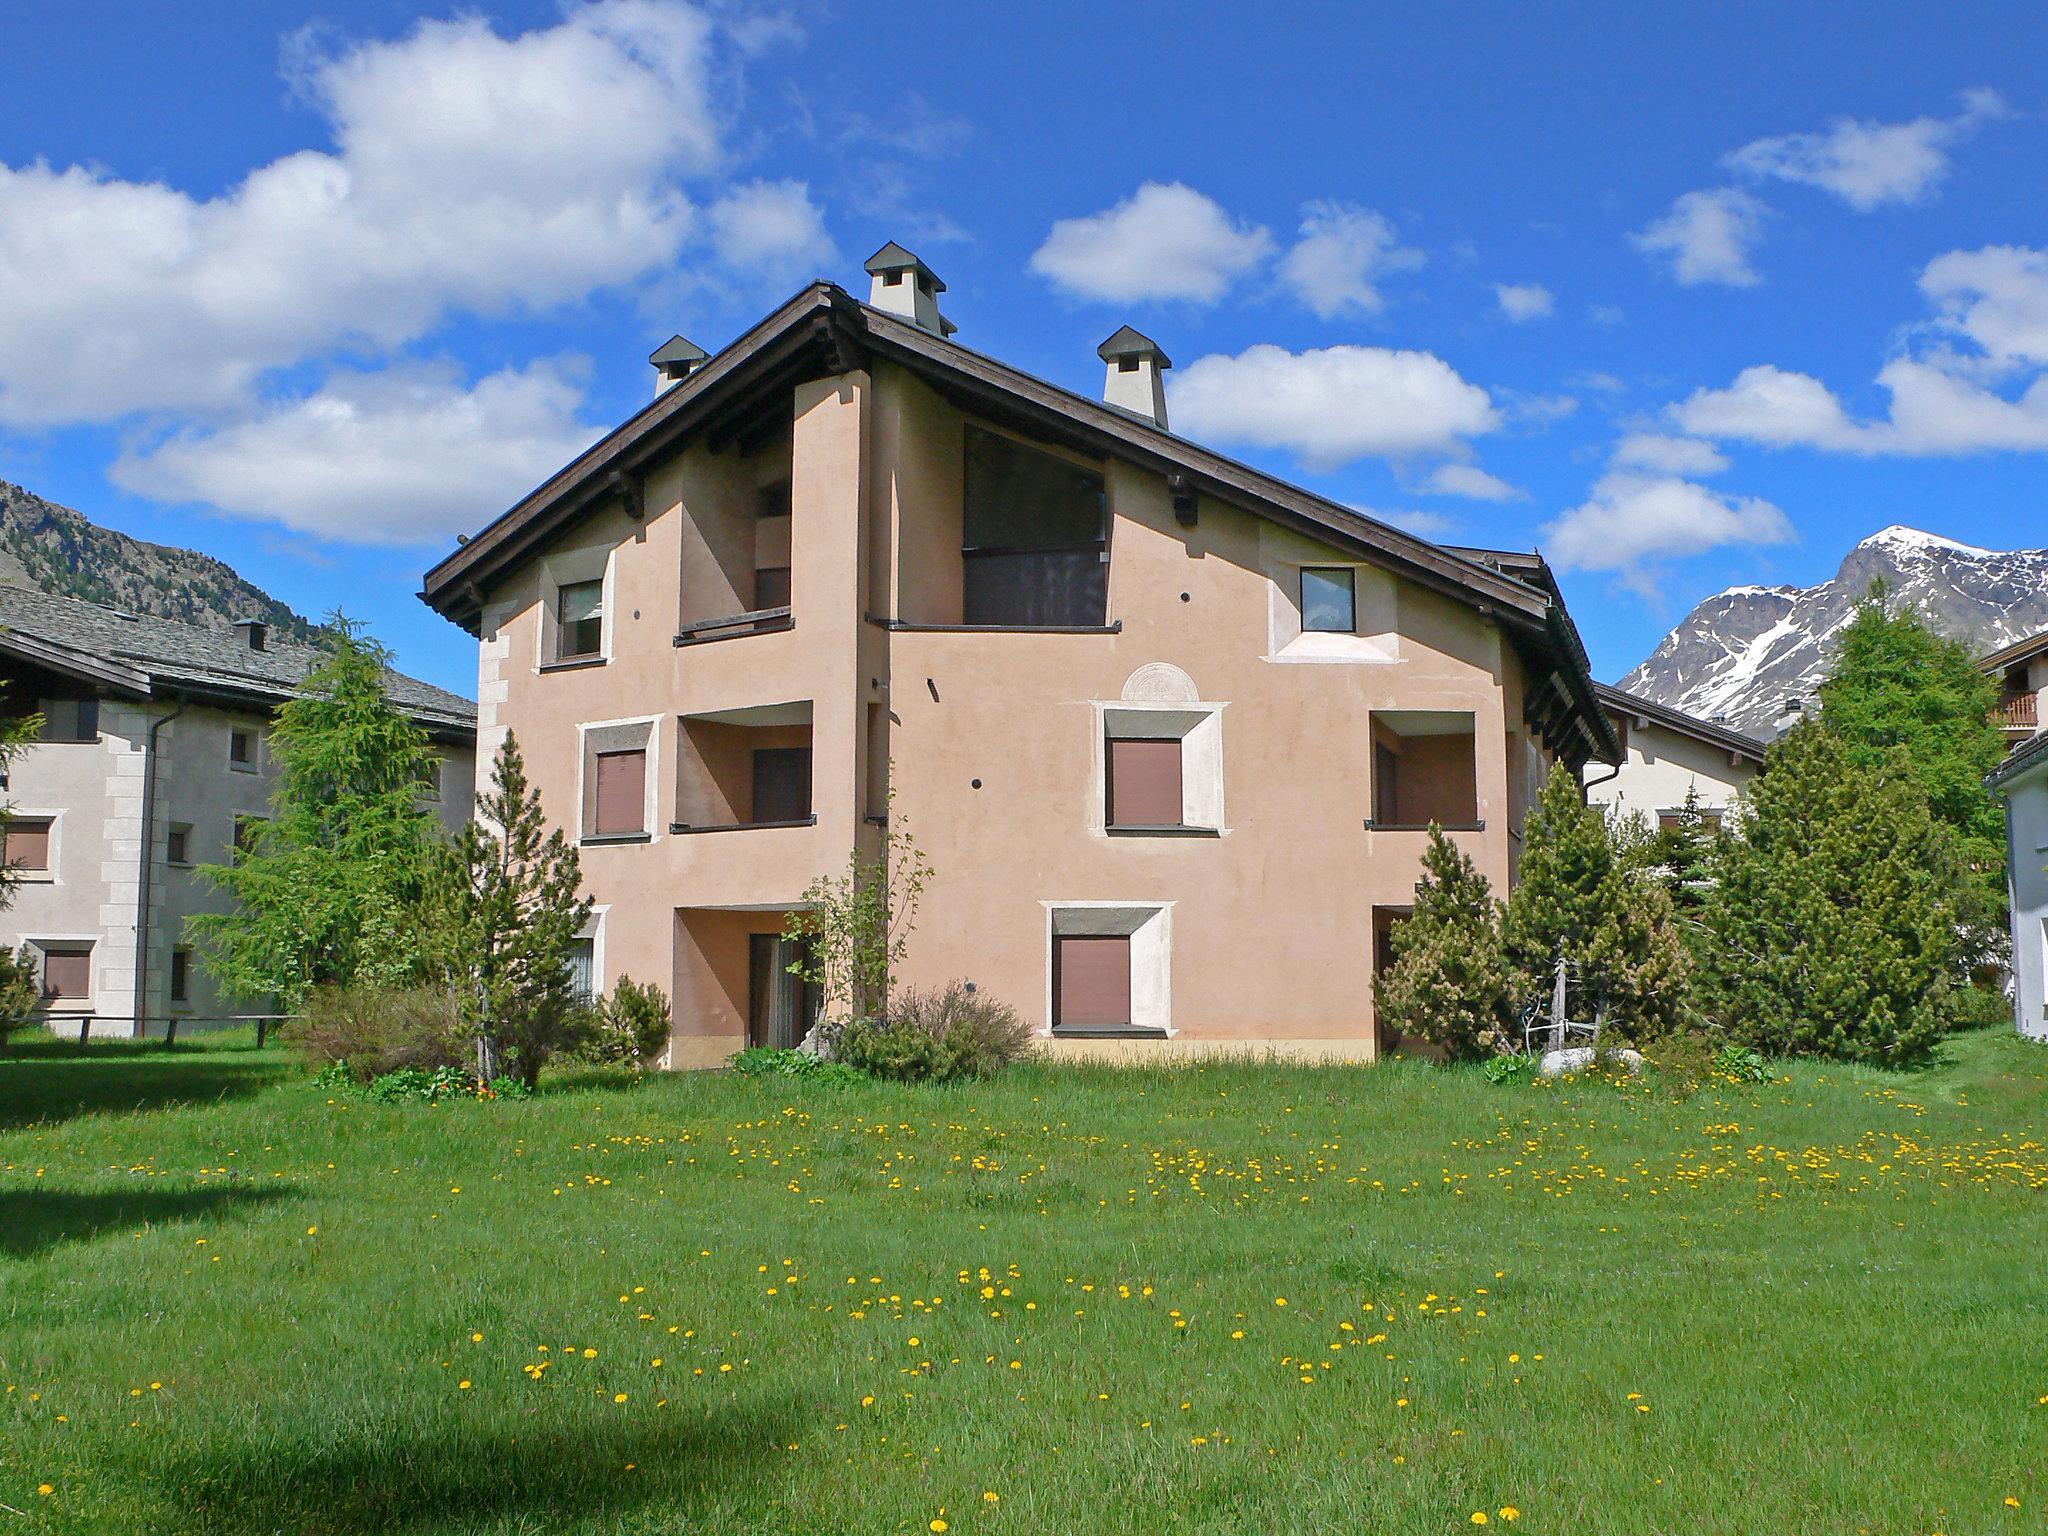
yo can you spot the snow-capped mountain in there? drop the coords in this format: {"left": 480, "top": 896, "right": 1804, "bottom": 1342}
{"left": 1618, "top": 527, "right": 2048, "bottom": 736}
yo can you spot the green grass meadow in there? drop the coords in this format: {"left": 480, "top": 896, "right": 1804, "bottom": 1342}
{"left": 3, "top": 1027, "right": 2047, "bottom": 1534}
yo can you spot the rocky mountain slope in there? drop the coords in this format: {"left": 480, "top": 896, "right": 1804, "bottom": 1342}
{"left": 0, "top": 480, "right": 317, "bottom": 642}
{"left": 1620, "top": 526, "right": 2048, "bottom": 736}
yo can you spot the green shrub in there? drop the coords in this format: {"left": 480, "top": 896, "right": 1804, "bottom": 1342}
{"left": 835, "top": 983, "right": 1035, "bottom": 1083}
{"left": 0, "top": 943, "right": 42, "bottom": 1054}
{"left": 581, "top": 976, "right": 671, "bottom": 1066}
{"left": 1376, "top": 825, "right": 1514, "bottom": 1061}
{"left": 1711, "top": 1044, "right": 1772, "bottom": 1084}
{"left": 363, "top": 1064, "right": 473, "bottom": 1103}
{"left": 727, "top": 1046, "right": 863, "bottom": 1085}
{"left": 1483, "top": 1053, "right": 1530, "bottom": 1086}
{"left": 836, "top": 1017, "right": 949, "bottom": 1082}
{"left": 292, "top": 984, "right": 466, "bottom": 1084}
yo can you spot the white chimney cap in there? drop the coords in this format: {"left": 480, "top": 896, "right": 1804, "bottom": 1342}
{"left": 1097, "top": 325, "right": 1171, "bottom": 429}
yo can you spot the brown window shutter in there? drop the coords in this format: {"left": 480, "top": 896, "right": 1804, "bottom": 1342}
{"left": 594, "top": 749, "right": 647, "bottom": 835}
{"left": 42, "top": 948, "right": 90, "bottom": 1000}
{"left": 6, "top": 819, "right": 51, "bottom": 870}
{"left": 751, "top": 748, "right": 812, "bottom": 823}
{"left": 1056, "top": 935, "right": 1131, "bottom": 1028}
{"left": 1107, "top": 738, "right": 1182, "bottom": 827}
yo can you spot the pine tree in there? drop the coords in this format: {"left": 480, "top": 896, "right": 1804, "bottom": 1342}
{"left": 1376, "top": 824, "right": 1513, "bottom": 1060}
{"left": 190, "top": 619, "right": 442, "bottom": 1009}
{"left": 442, "top": 733, "right": 595, "bottom": 1085}
{"left": 1818, "top": 588, "right": 2007, "bottom": 951}
{"left": 1645, "top": 785, "right": 1723, "bottom": 926}
{"left": 1503, "top": 762, "right": 1691, "bottom": 1038}
{"left": 1696, "top": 721, "right": 1963, "bottom": 1065}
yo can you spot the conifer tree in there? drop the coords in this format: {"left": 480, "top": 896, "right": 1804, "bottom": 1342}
{"left": 442, "top": 732, "right": 594, "bottom": 1085}
{"left": 1503, "top": 762, "right": 1690, "bottom": 1037}
{"left": 1377, "top": 824, "right": 1513, "bottom": 1059}
{"left": 1695, "top": 721, "right": 1964, "bottom": 1065}
{"left": 1645, "top": 785, "right": 1723, "bottom": 926}
{"left": 191, "top": 619, "right": 441, "bottom": 1009}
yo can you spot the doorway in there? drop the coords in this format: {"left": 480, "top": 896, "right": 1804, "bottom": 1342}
{"left": 747, "top": 933, "right": 820, "bottom": 1049}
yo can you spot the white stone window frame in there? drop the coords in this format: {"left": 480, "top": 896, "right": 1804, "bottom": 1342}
{"left": 573, "top": 905, "right": 608, "bottom": 1004}
{"left": 1090, "top": 702, "right": 1228, "bottom": 836}
{"left": 6, "top": 807, "right": 60, "bottom": 882}
{"left": 1040, "top": 901, "right": 1173, "bottom": 1037}
{"left": 577, "top": 715, "right": 661, "bottom": 844}
{"left": 30, "top": 934, "right": 98, "bottom": 1007}
{"left": 537, "top": 545, "right": 617, "bottom": 671}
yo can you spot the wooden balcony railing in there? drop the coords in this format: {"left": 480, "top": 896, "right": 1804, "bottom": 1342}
{"left": 1996, "top": 691, "right": 2039, "bottom": 730}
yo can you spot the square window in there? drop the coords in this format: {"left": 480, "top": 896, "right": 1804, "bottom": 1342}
{"left": 1054, "top": 935, "right": 1131, "bottom": 1029}
{"left": 557, "top": 579, "right": 605, "bottom": 661}
{"left": 1301, "top": 567, "right": 1356, "bottom": 633}
{"left": 5, "top": 817, "right": 52, "bottom": 872}
{"left": 234, "top": 814, "right": 266, "bottom": 855}
{"left": 751, "top": 747, "right": 812, "bottom": 824}
{"left": 170, "top": 948, "right": 191, "bottom": 1004}
{"left": 593, "top": 748, "right": 648, "bottom": 837}
{"left": 1371, "top": 712, "right": 1478, "bottom": 827}
{"left": 1106, "top": 738, "right": 1183, "bottom": 828}
{"left": 166, "top": 824, "right": 192, "bottom": 865}
{"left": 229, "top": 728, "right": 256, "bottom": 768}
{"left": 38, "top": 945, "right": 91, "bottom": 1001}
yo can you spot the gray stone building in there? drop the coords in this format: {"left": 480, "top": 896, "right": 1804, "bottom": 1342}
{"left": 0, "top": 588, "right": 475, "bottom": 1036}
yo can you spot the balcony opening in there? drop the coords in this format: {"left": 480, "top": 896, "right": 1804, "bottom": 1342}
{"left": 675, "top": 701, "right": 815, "bottom": 832}
{"left": 962, "top": 425, "right": 1108, "bottom": 628}
{"left": 678, "top": 429, "right": 796, "bottom": 644}
{"left": 1369, "top": 711, "right": 1479, "bottom": 829}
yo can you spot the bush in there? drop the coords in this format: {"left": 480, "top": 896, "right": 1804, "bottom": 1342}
{"left": 1483, "top": 1053, "right": 1530, "bottom": 1086}
{"left": 835, "top": 983, "right": 1035, "bottom": 1083}
{"left": 1377, "top": 825, "right": 1514, "bottom": 1061}
{"left": 292, "top": 985, "right": 465, "bottom": 1084}
{"left": 314, "top": 1059, "right": 532, "bottom": 1103}
{"left": 582, "top": 976, "right": 671, "bottom": 1066}
{"left": 0, "top": 943, "right": 42, "bottom": 1054}
{"left": 727, "top": 1046, "right": 863, "bottom": 1085}
{"left": 1711, "top": 1044, "right": 1773, "bottom": 1084}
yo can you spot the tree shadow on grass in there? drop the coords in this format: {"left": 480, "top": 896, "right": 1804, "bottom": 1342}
{"left": 0, "top": 1184, "right": 294, "bottom": 1259}
{"left": 158, "top": 1399, "right": 802, "bottom": 1536}
{"left": 0, "top": 1052, "right": 292, "bottom": 1131}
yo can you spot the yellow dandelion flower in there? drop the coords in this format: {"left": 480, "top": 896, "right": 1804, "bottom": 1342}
{"left": 1500, "top": 1508, "right": 1520, "bottom": 1522}
{"left": 931, "top": 1521, "right": 948, "bottom": 1533}
{"left": 458, "top": 1380, "right": 472, "bottom": 1390}
{"left": 471, "top": 1333, "right": 482, "bottom": 1343}
{"left": 37, "top": 1484, "right": 54, "bottom": 1496}
{"left": 983, "top": 1491, "right": 999, "bottom": 1503}
{"left": 614, "top": 1393, "right": 629, "bottom": 1404}
{"left": 1472, "top": 1514, "right": 1489, "bottom": 1526}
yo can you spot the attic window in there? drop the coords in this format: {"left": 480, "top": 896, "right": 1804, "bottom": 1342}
{"left": 1118, "top": 356, "right": 1140, "bottom": 373}
{"left": 883, "top": 270, "right": 903, "bottom": 286}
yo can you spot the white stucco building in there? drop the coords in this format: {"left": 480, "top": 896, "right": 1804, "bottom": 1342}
{"left": 1991, "top": 716, "right": 2048, "bottom": 1041}
{"left": 0, "top": 588, "right": 476, "bottom": 1037}
{"left": 1585, "top": 684, "right": 1767, "bottom": 827}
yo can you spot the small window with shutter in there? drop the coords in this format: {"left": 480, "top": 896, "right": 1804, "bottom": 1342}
{"left": 166, "top": 824, "right": 193, "bottom": 865}
{"left": 229, "top": 728, "right": 257, "bottom": 770}
{"left": 38, "top": 944, "right": 91, "bottom": 1002}
{"left": 557, "top": 579, "right": 605, "bottom": 661}
{"left": 1107, "top": 738, "right": 1183, "bottom": 828}
{"left": 5, "top": 817, "right": 52, "bottom": 872}
{"left": 593, "top": 748, "right": 648, "bottom": 837}
{"left": 1054, "top": 935, "right": 1132, "bottom": 1029}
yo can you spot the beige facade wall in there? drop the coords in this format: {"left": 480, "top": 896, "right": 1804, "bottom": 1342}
{"left": 1, "top": 697, "right": 474, "bottom": 1037}
{"left": 480, "top": 358, "right": 1560, "bottom": 1066}
{"left": 1585, "top": 722, "right": 1758, "bottom": 824}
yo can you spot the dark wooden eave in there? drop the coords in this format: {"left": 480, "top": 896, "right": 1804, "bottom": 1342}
{"left": 1594, "top": 683, "right": 1768, "bottom": 766}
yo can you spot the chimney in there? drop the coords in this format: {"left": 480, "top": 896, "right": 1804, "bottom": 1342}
{"left": 864, "top": 242, "right": 955, "bottom": 337}
{"left": 650, "top": 335, "right": 709, "bottom": 395}
{"left": 1772, "top": 695, "right": 1807, "bottom": 736}
{"left": 233, "top": 618, "right": 268, "bottom": 653}
{"left": 1097, "top": 326, "right": 1171, "bottom": 429}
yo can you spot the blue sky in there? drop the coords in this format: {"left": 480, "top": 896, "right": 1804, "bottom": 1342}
{"left": 3, "top": 1, "right": 2045, "bottom": 696}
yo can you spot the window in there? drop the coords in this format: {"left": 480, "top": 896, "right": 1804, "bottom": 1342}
{"left": 5, "top": 817, "right": 52, "bottom": 872}
{"left": 415, "top": 757, "right": 442, "bottom": 802}
{"left": 234, "top": 814, "right": 266, "bottom": 855}
{"left": 38, "top": 944, "right": 91, "bottom": 1002}
{"left": 166, "top": 824, "right": 193, "bottom": 865}
{"left": 593, "top": 749, "right": 648, "bottom": 837}
{"left": 38, "top": 698, "right": 98, "bottom": 742}
{"left": 1657, "top": 807, "right": 1724, "bottom": 833}
{"left": 1301, "top": 567, "right": 1356, "bottom": 633}
{"left": 170, "top": 948, "right": 191, "bottom": 1004}
{"left": 1107, "top": 738, "right": 1183, "bottom": 828}
{"left": 1055, "top": 935, "right": 1132, "bottom": 1029}
{"left": 1370, "top": 712, "right": 1479, "bottom": 828}
{"left": 755, "top": 481, "right": 792, "bottom": 610}
{"left": 566, "top": 937, "right": 596, "bottom": 1008}
{"left": 229, "top": 728, "right": 256, "bottom": 769}
{"left": 751, "top": 747, "right": 812, "bottom": 824}
{"left": 962, "top": 425, "right": 1108, "bottom": 627}
{"left": 556, "top": 579, "right": 605, "bottom": 661}
{"left": 749, "top": 933, "right": 819, "bottom": 1048}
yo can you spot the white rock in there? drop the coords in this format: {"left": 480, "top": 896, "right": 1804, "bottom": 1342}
{"left": 1539, "top": 1046, "right": 1644, "bottom": 1077}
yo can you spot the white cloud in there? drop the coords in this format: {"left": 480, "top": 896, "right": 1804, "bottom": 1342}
{"left": 0, "top": 2, "right": 798, "bottom": 427}
{"left": 1278, "top": 202, "right": 1422, "bottom": 318}
{"left": 1630, "top": 188, "right": 1767, "bottom": 287}
{"left": 1723, "top": 90, "right": 2006, "bottom": 211}
{"left": 1172, "top": 343, "right": 1500, "bottom": 470}
{"left": 1673, "top": 364, "right": 1871, "bottom": 450}
{"left": 1543, "top": 471, "right": 1795, "bottom": 597}
{"left": 1494, "top": 282, "right": 1554, "bottom": 322}
{"left": 1382, "top": 508, "right": 1458, "bottom": 538}
{"left": 706, "top": 179, "right": 834, "bottom": 285}
{"left": 111, "top": 361, "right": 602, "bottom": 544}
{"left": 1609, "top": 433, "right": 1731, "bottom": 476}
{"left": 1029, "top": 182, "right": 1272, "bottom": 304}
{"left": 1423, "top": 464, "right": 1521, "bottom": 501}
{"left": 1919, "top": 244, "right": 2048, "bottom": 365}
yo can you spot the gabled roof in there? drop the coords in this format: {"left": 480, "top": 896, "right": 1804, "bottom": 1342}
{"left": 649, "top": 334, "right": 708, "bottom": 369}
{"left": 1594, "top": 683, "right": 1769, "bottom": 766}
{"left": 863, "top": 242, "right": 945, "bottom": 291}
{"left": 1989, "top": 727, "right": 2048, "bottom": 792}
{"left": 1097, "top": 325, "right": 1172, "bottom": 368}
{"left": 0, "top": 586, "right": 476, "bottom": 738}
{"left": 1982, "top": 625, "right": 2048, "bottom": 674}
{"left": 417, "top": 282, "right": 1618, "bottom": 765}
